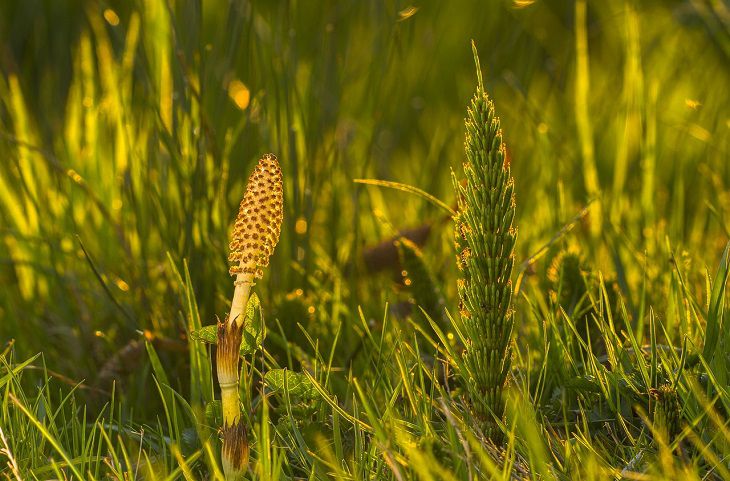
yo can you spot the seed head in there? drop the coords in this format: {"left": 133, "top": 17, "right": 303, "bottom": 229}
{"left": 228, "top": 154, "right": 283, "bottom": 279}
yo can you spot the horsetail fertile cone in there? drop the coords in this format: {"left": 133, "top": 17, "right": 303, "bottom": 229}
{"left": 228, "top": 153, "right": 284, "bottom": 328}
{"left": 453, "top": 43, "right": 517, "bottom": 440}
{"left": 217, "top": 153, "right": 283, "bottom": 480}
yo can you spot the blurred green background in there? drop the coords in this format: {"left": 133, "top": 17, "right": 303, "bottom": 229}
{"left": 0, "top": 0, "right": 727, "bottom": 409}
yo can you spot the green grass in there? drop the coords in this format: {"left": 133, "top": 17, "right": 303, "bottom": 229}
{"left": 1, "top": 0, "right": 729, "bottom": 479}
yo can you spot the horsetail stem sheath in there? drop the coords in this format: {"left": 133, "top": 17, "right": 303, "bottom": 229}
{"left": 453, "top": 43, "right": 517, "bottom": 440}
{"left": 217, "top": 319, "right": 244, "bottom": 426}
{"left": 221, "top": 422, "right": 251, "bottom": 477}
{"left": 218, "top": 153, "right": 283, "bottom": 479}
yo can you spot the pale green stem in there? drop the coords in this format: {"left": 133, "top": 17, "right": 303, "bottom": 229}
{"left": 229, "top": 261, "right": 255, "bottom": 328}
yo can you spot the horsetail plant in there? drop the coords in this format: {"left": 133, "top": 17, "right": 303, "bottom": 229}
{"left": 650, "top": 384, "right": 682, "bottom": 443}
{"left": 453, "top": 43, "right": 517, "bottom": 440}
{"left": 218, "top": 153, "right": 283, "bottom": 479}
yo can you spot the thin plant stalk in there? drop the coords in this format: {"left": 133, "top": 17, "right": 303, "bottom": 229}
{"left": 217, "top": 153, "right": 283, "bottom": 479}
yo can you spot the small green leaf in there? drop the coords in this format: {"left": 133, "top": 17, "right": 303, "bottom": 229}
{"left": 264, "top": 369, "right": 318, "bottom": 400}
{"left": 190, "top": 293, "right": 265, "bottom": 355}
{"left": 190, "top": 325, "right": 217, "bottom": 344}
{"left": 205, "top": 400, "right": 222, "bottom": 427}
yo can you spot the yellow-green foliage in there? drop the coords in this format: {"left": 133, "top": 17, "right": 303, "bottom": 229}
{"left": 1, "top": 2, "right": 729, "bottom": 480}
